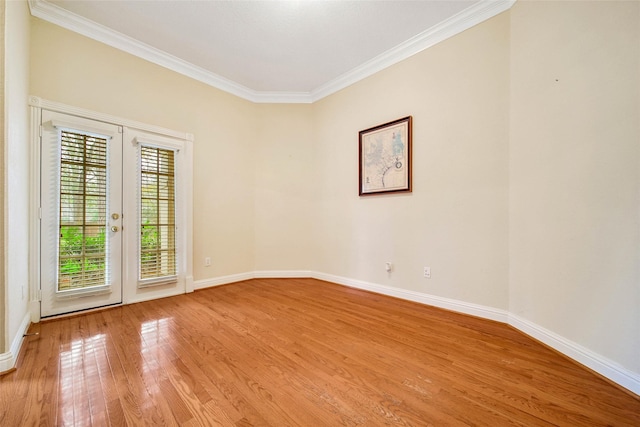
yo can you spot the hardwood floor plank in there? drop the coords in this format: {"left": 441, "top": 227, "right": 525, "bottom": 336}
{"left": 99, "top": 308, "right": 161, "bottom": 426}
{"left": 114, "top": 307, "right": 184, "bottom": 427}
{"left": 105, "top": 398, "right": 127, "bottom": 427}
{"left": 1, "top": 278, "right": 639, "bottom": 426}
{"left": 86, "top": 312, "right": 119, "bottom": 425}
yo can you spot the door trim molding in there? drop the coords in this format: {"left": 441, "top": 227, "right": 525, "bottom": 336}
{"left": 29, "top": 96, "right": 194, "bottom": 141}
{"left": 28, "top": 104, "right": 41, "bottom": 323}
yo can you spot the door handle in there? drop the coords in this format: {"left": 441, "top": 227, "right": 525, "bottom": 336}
{"left": 111, "top": 226, "right": 119, "bottom": 232}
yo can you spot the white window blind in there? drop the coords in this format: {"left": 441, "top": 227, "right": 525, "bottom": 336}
{"left": 58, "top": 130, "right": 109, "bottom": 291}
{"left": 139, "top": 145, "right": 177, "bottom": 284}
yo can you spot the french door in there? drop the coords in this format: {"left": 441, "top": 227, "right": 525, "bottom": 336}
{"left": 39, "top": 110, "right": 187, "bottom": 317}
{"left": 40, "top": 111, "right": 123, "bottom": 317}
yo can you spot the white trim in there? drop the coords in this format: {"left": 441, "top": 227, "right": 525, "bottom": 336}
{"left": 318, "top": 271, "right": 639, "bottom": 394}
{"left": 29, "top": 105, "right": 42, "bottom": 323}
{"left": 133, "top": 136, "right": 185, "bottom": 151}
{"left": 312, "top": 271, "right": 509, "bottom": 323}
{"left": 44, "top": 119, "right": 119, "bottom": 140}
{"left": 183, "top": 150, "right": 194, "bottom": 294}
{"left": 193, "top": 272, "right": 255, "bottom": 290}
{"left": 252, "top": 92, "right": 315, "bottom": 105}
{"left": 193, "top": 270, "right": 313, "bottom": 290}
{"left": 253, "top": 270, "right": 313, "bottom": 279}
{"left": 508, "top": 314, "right": 640, "bottom": 396}
{"left": 195, "top": 270, "right": 507, "bottom": 322}
{"left": 26, "top": 0, "right": 268, "bottom": 104}
{"left": 321, "top": 272, "right": 640, "bottom": 395}
{"left": 29, "top": 96, "right": 193, "bottom": 141}
{"left": 310, "top": 0, "right": 515, "bottom": 102}
{"left": 0, "top": 313, "right": 30, "bottom": 373}
{"left": 194, "top": 270, "right": 639, "bottom": 395}
{"left": 0, "top": 353, "right": 15, "bottom": 374}
{"left": 27, "top": 0, "right": 515, "bottom": 104}
{"left": 29, "top": 0, "right": 270, "bottom": 102}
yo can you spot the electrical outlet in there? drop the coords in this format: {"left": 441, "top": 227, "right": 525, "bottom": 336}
{"left": 385, "top": 262, "right": 392, "bottom": 272}
{"left": 204, "top": 257, "right": 212, "bottom": 267}
{"left": 423, "top": 266, "right": 431, "bottom": 278}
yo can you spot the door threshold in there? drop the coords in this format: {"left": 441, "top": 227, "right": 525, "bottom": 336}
{"left": 40, "top": 302, "right": 124, "bottom": 322}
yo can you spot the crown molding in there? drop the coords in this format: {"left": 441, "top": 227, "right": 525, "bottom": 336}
{"left": 27, "top": 0, "right": 265, "bottom": 102}
{"left": 310, "top": 0, "right": 516, "bottom": 102}
{"left": 252, "top": 92, "right": 314, "bottom": 104}
{"left": 28, "top": 0, "right": 515, "bottom": 105}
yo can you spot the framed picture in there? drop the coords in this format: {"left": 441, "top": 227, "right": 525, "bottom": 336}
{"left": 359, "top": 116, "right": 412, "bottom": 196}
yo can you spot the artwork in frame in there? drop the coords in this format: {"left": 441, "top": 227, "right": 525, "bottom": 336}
{"left": 359, "top": 116, "right": 412, "bottom": 196}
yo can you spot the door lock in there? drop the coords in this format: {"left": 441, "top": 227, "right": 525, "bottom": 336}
{"left": 111, "top": 213, "right": 120, "bottom": 220}
{"left": 111, "top": 226, "right": 119, "bottom": 232}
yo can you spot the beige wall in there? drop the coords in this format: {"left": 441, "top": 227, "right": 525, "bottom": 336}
{"left": 509, "top": 0, "right": 640, "bottom": 373}
{"left": 311, "top": 10, "right": 510, "bottom": 309}
{"left": 254, "top": 104, "right": 315, "bottom": 271}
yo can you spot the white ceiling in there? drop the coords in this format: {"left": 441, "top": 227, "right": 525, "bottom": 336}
{"left": 29, "top": 0, "right": 514, "bottom": 103}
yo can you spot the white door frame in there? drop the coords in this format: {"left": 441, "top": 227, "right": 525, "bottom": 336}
{"left": 29, "top": 96, "right": 194, "bottom": 322}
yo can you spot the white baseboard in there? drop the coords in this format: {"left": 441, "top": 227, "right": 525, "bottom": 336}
{"left": 508, "top": 314, "right": 640, "bottom": 396}
{"left": 313, "top": 271, "right": 509, "bottom": 323}
{"left": 194, "top": 270, "right": 639, "bottom": 396}
{"left": 194, "top": 270, "right": 312, "bottom": 290}
{"left": 0, "top": 313, "right": 31, "bottom": 373}
{"left": 193, "top": 272, "right": 255, "bottom": 290}
{"left": 254, "top": 270, "right": 313, "bottom": 279}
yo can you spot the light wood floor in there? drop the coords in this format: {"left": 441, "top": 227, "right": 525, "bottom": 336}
{"left": 1, "top": 278, "right": 638, "bottom": 426}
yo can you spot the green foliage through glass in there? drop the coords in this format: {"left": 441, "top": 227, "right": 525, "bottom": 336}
{"left": 57, "top": 130, "right": 108, "bottom": 291}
